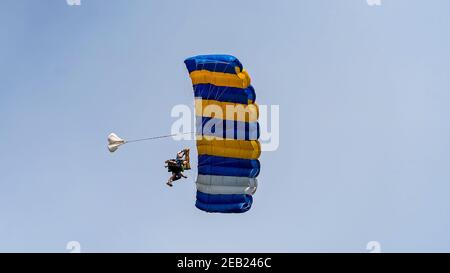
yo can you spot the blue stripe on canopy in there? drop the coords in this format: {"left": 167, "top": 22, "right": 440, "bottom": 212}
{"left": 196, "top": 116, "right": 260, "bottom": 140}
{"left": 195, "top": 191, "right": 253, "bottom": 213}
{"left": 198, "top": 155, "right": 260, "bottom": 178}
{"left": 184, "top": 55, "right": 243, "bottom": 74}
{"left": 193, "top": 84, "right": 256, "bottom": 104}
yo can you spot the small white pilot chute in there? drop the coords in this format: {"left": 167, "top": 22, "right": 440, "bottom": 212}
{"left": 107, "top": 133, "right": 125, "bottom": 153}
{"left": 107, "top": 131, "right": 194, "bottom": 153}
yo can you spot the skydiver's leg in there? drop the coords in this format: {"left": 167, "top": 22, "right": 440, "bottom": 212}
{"left": 168, "top": 173, "right": 181, "bottom": 186}
{"left": 180, "top": 172, "right": 187, "bottom": 179}
{"left": 173, "top": 173, "right": 182, "bottom": 181}
{"left": 167, "top": 174, "right": 176, "bottom": 187}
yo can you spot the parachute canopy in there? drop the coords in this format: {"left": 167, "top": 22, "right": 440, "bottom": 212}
{"left": 184, "top": 54, "right": 261, "bottom": 213}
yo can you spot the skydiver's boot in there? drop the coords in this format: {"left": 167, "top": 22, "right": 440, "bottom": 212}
{"left": 166, "top": 179, "right": 173, "bottom": 187}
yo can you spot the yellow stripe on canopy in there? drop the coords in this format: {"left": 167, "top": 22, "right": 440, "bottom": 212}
{"left": 195, "top": 99, "right": 259, "bottom": 123}
{"left": 189, "top": 69, "right": 251, "bottom": 89}
{"left": 197, "top": 136, "right": 261, "bottom": 159}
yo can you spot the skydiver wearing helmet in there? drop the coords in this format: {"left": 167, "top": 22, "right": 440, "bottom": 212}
{"left": 165, "top": 148, "right": 190, "bottom": 187}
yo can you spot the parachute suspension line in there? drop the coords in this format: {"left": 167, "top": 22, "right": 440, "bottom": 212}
{"left": 107, "top": 132, "right": 195, "bottom": 153}
{"left": 207, "top": 59, "right": 231, "bottom": 102}
{"left": 125, "top": 132, "right": 195, "bottom": 144}
{"left": 197, "top": 60, "right": 231, "bottom": 132}
{"left": 214, "top": 59, "right": 231, "bottom": 102}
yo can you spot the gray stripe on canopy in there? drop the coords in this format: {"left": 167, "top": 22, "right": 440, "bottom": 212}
{"left": 196, "top": 174, "right": 258, "bottom": 195}
{"left": 196, "top": 183, "right": 257, "bottom": 195}
{"left": 196, "top": 174, "right": 257, "bottom": 187}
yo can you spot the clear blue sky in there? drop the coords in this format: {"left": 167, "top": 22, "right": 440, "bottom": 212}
{"left": 1, "top": 0, "right": 449, "bottom": 252}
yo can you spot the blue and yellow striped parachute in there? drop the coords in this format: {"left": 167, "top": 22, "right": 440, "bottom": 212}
{"left": 184, "top": 55, "right": 261, "bottom": 213}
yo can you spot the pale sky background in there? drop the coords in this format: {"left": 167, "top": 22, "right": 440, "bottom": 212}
{"left": 1, "top": 0, "right": 449, "bottom": 252}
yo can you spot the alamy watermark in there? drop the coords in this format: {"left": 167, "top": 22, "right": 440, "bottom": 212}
{"left": 367, "top": 0, "right": 382, "bottom": 6}
{"left": 66, "top": 0, "right": 81, "bottom": 5}
{"left": 66, "top": 241, "right": 81, "bottom": 253}
{"left": 171, "top": 104, "right": 279, "bottom": 152}
{"left": 366, "top": 241, "right": 382, "bottom": 253}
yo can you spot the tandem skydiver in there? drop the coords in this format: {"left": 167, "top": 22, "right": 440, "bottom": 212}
{"left": 165, "top": 148, "right": 190, "bottom": 187}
